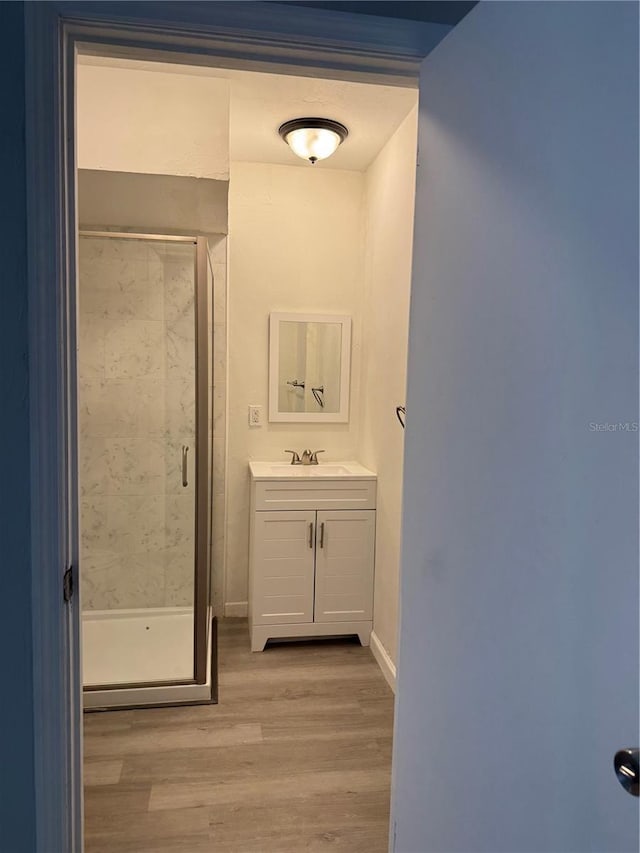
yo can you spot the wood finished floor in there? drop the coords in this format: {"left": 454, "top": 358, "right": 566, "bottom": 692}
{"left": 84, "top": 619, "right": 394, "bottom": 853}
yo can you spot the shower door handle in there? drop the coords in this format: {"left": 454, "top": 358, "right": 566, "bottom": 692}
{"left": 182, "top": 445, "right": 189, "bottom": 488}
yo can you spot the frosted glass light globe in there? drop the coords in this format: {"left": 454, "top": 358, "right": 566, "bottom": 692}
{"left": 284, "top": 127, "right": 342, "bottom": 163}
{"left": 278, "top": 119, "right": 348, "bottom": 165}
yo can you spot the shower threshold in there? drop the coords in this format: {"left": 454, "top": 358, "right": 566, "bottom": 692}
{"left": 83, "top": 606, "right": 215, "bottom": 710}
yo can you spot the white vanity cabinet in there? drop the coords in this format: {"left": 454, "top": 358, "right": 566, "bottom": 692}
{"left": 248, "top": 462, "right": 376, "bottom": 652}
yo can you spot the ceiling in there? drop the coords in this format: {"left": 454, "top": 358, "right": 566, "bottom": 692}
{"left": 269, "top": 1, "right": 477, "bottom": 26}
{"left": 78, "top": 56, "right": 418, "bottom": 172}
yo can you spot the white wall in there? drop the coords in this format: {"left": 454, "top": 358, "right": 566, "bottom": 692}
{"left": 359, "top": 105, "right": 418, "bottom": 675}
{"left": 210, "top": 236, "right": 228, "bottom": 616}
{"left": 77, "top": 64, "right": 229, "bottom": 180}
{"left": 76, "top": 60, "right": 418, "bottom": 652}
{"left": 225, "top": 161, "right": 365, "bottom": 610}
{"left": 78, "top": 170, "right": 228, "bottom": 235}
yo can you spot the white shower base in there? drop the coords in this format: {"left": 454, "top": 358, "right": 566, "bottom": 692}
{"left": 82, "top": 607, "right": 212, "bottom": 709}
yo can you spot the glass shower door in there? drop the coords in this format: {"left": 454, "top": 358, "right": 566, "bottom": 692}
{"left": 78, "top": 233, "right": 202, "bottom": 689}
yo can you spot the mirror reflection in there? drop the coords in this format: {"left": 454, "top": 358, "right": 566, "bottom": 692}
{"left": 269, "top": 313, "right": 351, "bottom": 423}
{"left": 278, "top": 321, "right": 342, "bottom": 414}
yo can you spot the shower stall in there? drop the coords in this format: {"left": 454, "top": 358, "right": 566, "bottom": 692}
{"left": 77, "top": 231, "right": 215, "bottom": 709}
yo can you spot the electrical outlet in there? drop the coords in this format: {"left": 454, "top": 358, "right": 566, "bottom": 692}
{"left": 248, "top": 405, "right": 262, "bottom": 427}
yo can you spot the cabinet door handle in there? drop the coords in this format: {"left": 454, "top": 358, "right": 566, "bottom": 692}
{"left": 309, "top": 522, "right": 314, "bottom": 549}
{"left": 319, "top": 522, "right": 325, "bottom": 548}
{"left": 181, "top": 445, "right": 189, "bottom": 488}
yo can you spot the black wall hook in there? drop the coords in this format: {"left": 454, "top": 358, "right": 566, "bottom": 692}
{"left": 396, "top": 406, "right": 406, "bottom": 429}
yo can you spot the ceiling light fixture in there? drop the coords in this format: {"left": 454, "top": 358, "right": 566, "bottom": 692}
{"left": 278, "top": 117, "right": 349, "bottom": 165}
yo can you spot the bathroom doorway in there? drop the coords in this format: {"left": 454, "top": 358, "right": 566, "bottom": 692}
{"left": 21, "top": 4, "right": 640, "bottom": 853}
{"left": 26, "top": 4, "right": 425, "bottom": 849}
{"left": 78, "top": 231, "right": 216, "bottom": 709}
{"left": 72, "top": 31, "right": 415, "bottom": 850}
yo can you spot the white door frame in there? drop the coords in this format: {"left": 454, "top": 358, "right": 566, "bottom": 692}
{"left": 25, "top": 3, "right": 447, "bottom": 850}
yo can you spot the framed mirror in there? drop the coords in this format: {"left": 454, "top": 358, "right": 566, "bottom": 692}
{"left": 269, "top": 312, "right": 351, "bottom": 423}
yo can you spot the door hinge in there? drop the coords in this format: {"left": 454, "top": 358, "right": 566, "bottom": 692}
{"left": 63, "top": 565, "right": 74, "bottom": 603}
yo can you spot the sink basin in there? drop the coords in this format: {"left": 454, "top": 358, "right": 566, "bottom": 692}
{"left": 249, "top": 461, "right": 376, "bottom": 480}
{"left": 269, "top": 464, "right": 352, "bottom": 476}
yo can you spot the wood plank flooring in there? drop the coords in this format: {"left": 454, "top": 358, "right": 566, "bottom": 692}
{"left": 84, "top": 619, "right": 394, "bottom": 853}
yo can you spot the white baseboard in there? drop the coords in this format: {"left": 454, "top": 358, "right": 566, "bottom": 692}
{"left": 370, "top": 630, "right": 396, "bottom": 693}
{"left": 224, "top": 601, "right": 248, "bottom": 618}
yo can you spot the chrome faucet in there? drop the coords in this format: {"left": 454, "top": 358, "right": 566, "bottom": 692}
{"left": 284, "top": 449, "right": 325, "bottom": 465}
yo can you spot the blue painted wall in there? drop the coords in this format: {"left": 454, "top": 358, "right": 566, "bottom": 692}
{"left": 272, "top": 1, "right": 477, "bottom": 26}
{"left": 0, "top": 3, "right": 37, "bottom": 851}
{"left": 393, "top": 2, "right": 639, "bottom": 851}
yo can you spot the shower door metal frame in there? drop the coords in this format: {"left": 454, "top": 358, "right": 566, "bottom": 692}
{"left": 78, "top": 229, "right": 212, "bottom": 693}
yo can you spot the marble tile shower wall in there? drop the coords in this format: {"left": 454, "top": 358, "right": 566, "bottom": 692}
{"left": 79, "top": 236, "right": 198, "bottom": 611}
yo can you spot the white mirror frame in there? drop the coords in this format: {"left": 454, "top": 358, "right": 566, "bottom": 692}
{"left": 268, "top": 312, "right": 352, "bottom": 423}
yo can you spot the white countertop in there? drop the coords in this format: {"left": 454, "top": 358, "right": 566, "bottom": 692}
{"left": 249, "top": 460, "right": 377, "bottom": 481}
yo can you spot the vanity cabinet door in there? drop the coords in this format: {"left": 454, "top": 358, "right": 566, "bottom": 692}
{"left": 252, "top": 510, "right": 316, "bottom": 625}
{"left": 313, "top": 510, "right": 375, "bottom": 623}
